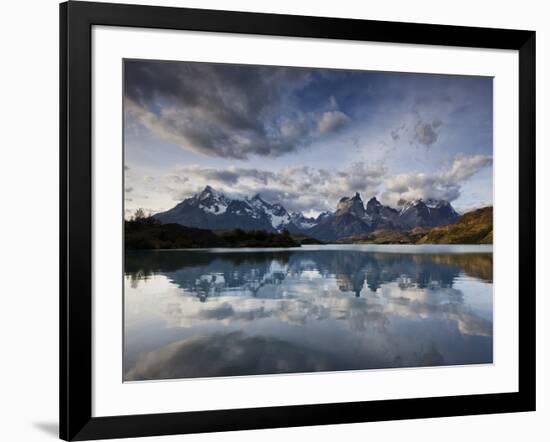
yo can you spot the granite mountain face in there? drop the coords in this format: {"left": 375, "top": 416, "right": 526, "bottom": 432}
{"left": 153, "top": 186, "right": 459, "bottom": 240}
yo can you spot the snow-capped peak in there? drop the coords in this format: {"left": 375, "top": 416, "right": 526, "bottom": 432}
{"left": 290, "top": 212, "right": 318, "bottom": 230}
{"left": 247, "top": 193, "right": 267, "bottom": 209}
{"left": 399, "top": 199, "right": 423, "bottom": 214}
{"left": 242, "top": 193, "right": 292, "bottom": 229}
{"left": 424, "top": 198, "right": 451, "bottom": 209}
{"left": 196, "top": 186, "right": 229, "bottom": 215}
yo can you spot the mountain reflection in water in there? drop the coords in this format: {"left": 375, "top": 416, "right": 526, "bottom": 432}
{"left": 124, "top": 245, "right": 493, "bottom": 381}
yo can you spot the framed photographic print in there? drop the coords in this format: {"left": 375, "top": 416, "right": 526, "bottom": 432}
{"left": 60, "top": 1, "right": 536, "bottom": 440}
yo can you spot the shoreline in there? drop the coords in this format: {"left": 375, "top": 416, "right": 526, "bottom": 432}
{"left": 126, "top": 243, "right": 493, "bottom": 254}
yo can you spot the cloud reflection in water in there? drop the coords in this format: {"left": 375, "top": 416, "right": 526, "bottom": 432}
{"left": 124, "top": 246, "right": 493, "bottom": 380}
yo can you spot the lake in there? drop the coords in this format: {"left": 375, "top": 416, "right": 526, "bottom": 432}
{"left": 124, "top": 244, "right": 493, "bottom": 381}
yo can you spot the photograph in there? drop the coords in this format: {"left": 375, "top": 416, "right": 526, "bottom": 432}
{"left": 123, "top": 59, "right": 494, "bottom": 381}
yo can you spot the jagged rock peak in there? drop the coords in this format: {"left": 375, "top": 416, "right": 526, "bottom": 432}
{"left": 365, "top": 196, "right": 383, "bottom": 216}
{"left": 337, "top": 192, "right": 366, "bottom": 216}
{"left": 367, "top": 196, "right": 381, "bottom": 205}
{"left": 198, "top": 185, "right": 219, "bottom": 198}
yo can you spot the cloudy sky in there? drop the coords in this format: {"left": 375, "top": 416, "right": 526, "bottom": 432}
{"left": 124, "top": 59, "right": 493, "bottom": 218}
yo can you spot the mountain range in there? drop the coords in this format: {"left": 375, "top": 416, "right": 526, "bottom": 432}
{"left": 153, "top": 185, "right": 460, "bottom": 241}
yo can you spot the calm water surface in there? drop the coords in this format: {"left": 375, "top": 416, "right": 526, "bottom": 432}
{"left": 124, "top": 245, "right": 493, "bottom": 381}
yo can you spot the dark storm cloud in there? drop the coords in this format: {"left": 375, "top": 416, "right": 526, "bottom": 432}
{"left": 173, "top": 165, "right": 275, "bottom": 186}
{"left": 413, "top": 119, "right": 442, "bottom": 147}
{"left": 124, "top": 60, "right": 351, "bottom": 159}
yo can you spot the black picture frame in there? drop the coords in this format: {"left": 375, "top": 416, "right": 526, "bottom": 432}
{"left": 60, "top": 1, "right": 536, "bottom": 440}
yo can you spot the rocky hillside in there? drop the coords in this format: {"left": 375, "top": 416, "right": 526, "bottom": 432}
{"left": 416, "top": 207, "right": 493, "bottom": 244}
{"left": 337, "top": 227, "right": 430, "bottom": 245}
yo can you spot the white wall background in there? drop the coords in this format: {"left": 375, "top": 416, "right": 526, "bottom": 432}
{"left": 0, "top": 0, "right": 547, "bottom": 441}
